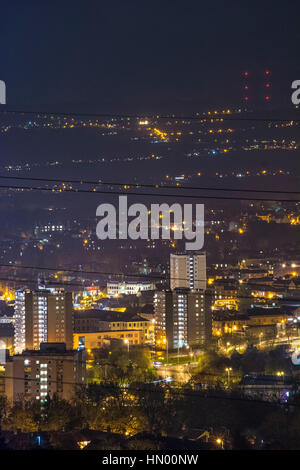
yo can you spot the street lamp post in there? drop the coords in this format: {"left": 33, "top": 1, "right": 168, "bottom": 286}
{"left": 163, "top": 337, "right": 169, "bottom": 364}
{"left": 225, "top": 367, "right": 232, "bottom": 386}
{"left": 151, "top": 319, "right": 155, "bottom": 345}
{"left": 165, "top": 338, "right": 169, "bottom": 364}
{"left": 216, "top": 438, "right": 224, "bottom": 449}
{"left": 177, "top": 334, "right": 182, "bottom": 364}
{"left": 163, "top": 337, "right": 169, "bottom": 380}
{"left": 124, "top": 338, "right": 129, "bottom": 353}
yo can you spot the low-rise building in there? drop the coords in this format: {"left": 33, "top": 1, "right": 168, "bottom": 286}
{"left": 240, "top": 374, "right": 293, "bottom": 403}
{"left": 247, "top": 307, "right": 289, "bottom": 326}
{"left": 212, "top": 307, "right": 292, "bottom": 337}
{"left": 107, "top": 280, "right": 156, "bottom": 297}
{"left": 74, "top": 310, "right": 153, "bottom": 342}
{"left": 212, "top": 314, "right": 247, "bottom": 336}
{"left": 213, "top": 280, "right": 239, "bottom": 311}
{"left": 0, "top": 324, "right": 14, "bottom": 355}
{"left": 73, "top": 329, "right": 146, "bottom": 350}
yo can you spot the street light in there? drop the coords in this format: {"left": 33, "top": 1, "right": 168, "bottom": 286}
{"left": 225, "top": 367, "right": 232, "bottom": 386}
{"left": 163, "top": 337, "right": 169, "bottom": 364}
{"left": 177, "top": 335, "right": 182, "bottom": 364}
{"left": 151, "top": 319, "right": 156, "bottom": 345}
{"left": 216, "top": 438, "right": 224, "bottom": 449}
{"left": 124, "top": 338, "right": 129, "bottom": 353}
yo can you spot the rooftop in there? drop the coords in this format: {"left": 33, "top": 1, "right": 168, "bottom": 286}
{"left": 74, "top": 309, "right": 148, "bottom": 323}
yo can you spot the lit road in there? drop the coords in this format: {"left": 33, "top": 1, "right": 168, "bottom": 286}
{"left": 156, "top": 362, "right": 197, "bottom": 384}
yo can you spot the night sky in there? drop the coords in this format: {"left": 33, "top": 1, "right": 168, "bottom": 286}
{"left": 1, "top": 0, "right": 300, "bottom": 112}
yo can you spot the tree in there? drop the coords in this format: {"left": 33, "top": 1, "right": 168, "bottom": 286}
{"left": 89, "top": 347, "right": 157, "bottom": 385}
{"left": 0, "top": 395, "right": 8, "bottom": 426}
{"left": 128, "top": 383, "right": 171, "bottom": 434}
{"left": 256, "top": 410, "right": 289, "bottom": 449}
{"left": 190, "top": 349, "right": 232, "bottom": 386}
{"left": 5, "top": 399, "right": 40, "bottom": 433}
{"left": 43, "top": 394, "right": 83, "bottom": 431}
{"left": 88, "top": 399, "right": 146, "bottom": 436}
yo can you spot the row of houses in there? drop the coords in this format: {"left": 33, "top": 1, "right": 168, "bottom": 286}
{"left": 213, "top": 306, "right": 300, "bottom": 336}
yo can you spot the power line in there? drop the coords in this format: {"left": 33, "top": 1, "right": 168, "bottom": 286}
{"left": 0, "top": 274, "right": 299, "bottom": 303}
{"left": 1, "top": 374, "right": 296, "bottom": 409}
{"left": 1, "top": 263, "right": 300, "bottom": 301}
{"left": 3, "top": 349, "right": 299, "bottom": 387}
{"left": 1, "top": 262, "right": 299, "bottom": 293}
{"left": 0, "top": 263, "right": 184, "bottom": 282}
{"left": 0, "top": 109, "right": 299, "bottom": 122}
{"left": 27, "top": 357, "right": 300, "bottom": 387}
{"left": 1, "top": 174, "right": 299, "bottom": 195}
{"left": 0, "top": 276, "right": 95, "bottom": 289}
{"left": 0, "top": 183, "right": 299, "bottom": 202}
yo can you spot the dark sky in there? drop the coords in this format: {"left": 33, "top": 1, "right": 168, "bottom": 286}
{"left": 1, "top": 0, "right": 299, "bottom": 112}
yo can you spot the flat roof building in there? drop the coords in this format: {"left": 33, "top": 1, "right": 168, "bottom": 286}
{"left": 170, "top": 252, "right": 206, "bottom": 291}
{"left": 73, "top": 329, "right": 146, "bottom": 351}
{"left": 5, "top": 342, "right": 85, "bottom": 404}
{"left": 14, "top": 288, "right": 73, "bottom": 354}
{"left": 154, "top": 288, "right": 211, "bottom": 349}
